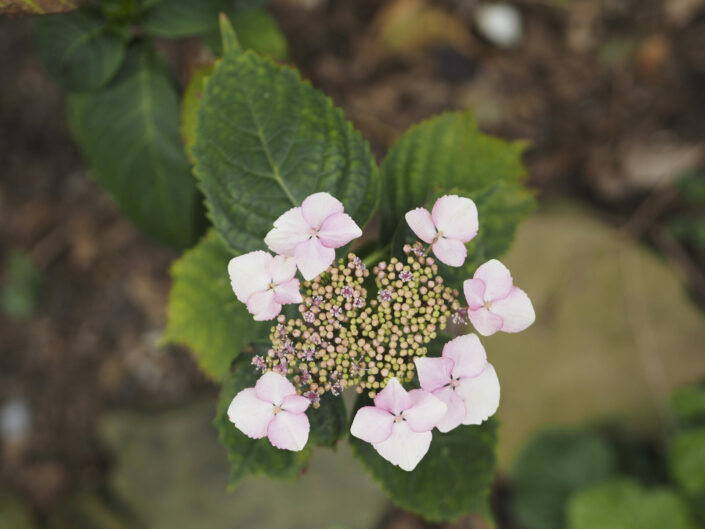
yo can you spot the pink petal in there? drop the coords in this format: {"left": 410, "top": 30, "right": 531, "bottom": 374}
{"left": 442, "top": 333, "right": 487, "bottom": 379}
{"left": 468, "top": 307, "right": 504, "bottom": 336}
{"left": 301, "top": 192, "right": 344, "bottom": 229}
{"left": 294, "top": 237, "right": 336, "bottom": 281}
{"left": 228, "top": 251, "right": 272, "bottom": 303}
{"left": 264, "top": 208, "right": 311, "bottom": 256}
{"left": 227, "top": 388, "right": 274, "bottom": 439}
{"left": 273, "top": 278, "right": 302, "bottom": 304}
{"left": 373, "top": 422, "right": 432, "bottom": 472}
{"left": 414, "top": 357, "right": 453, "bottom": 392}
{"left": 463, "top": 278, "right": 486, "bottom": 310}
{"left": 268, "top": 255, "right": 297, "bottom": 284}
{"left": 405, "top": 207, "right": 436, "bottom": 244}
{"left": 432, "top": 237, "right": 467, "bottom": 267}
{"left": 491, "top": 286, "right": 536, "bottom": 333}
{"left": 350, "top": 406, "right": 394, "bottom": 444}
{"left": 374, "top": 378, "right": 412, "bottom": 415}
{"left": 246, "top": 289, "right": 282, "bottom": 321}
{"left": 267, "top": 410, "right": 310, "bottom": 451}
{"left": 431, "top": 195, "right": 479, "bottom": 242}
{"left": 254, "top": 371, "right": 297, "bottom": 405}
{"left": 403, "top": 389, "right": 448, "bottom": 433}
{"left": 456, "top": 363, "right": 500, "bottom": 425}
{"left": 281, "top": 394, "right": 310, "bottom": 414}
{"left": 474, "top": 259, "right": 513, "bottom": 301}
{"left": 432, "top": 386, "right": 466, "bottom": 433}
{"left": 318, "top": 213, "right": 362, "bottom": 248}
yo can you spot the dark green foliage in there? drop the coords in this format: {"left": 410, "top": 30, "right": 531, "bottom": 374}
{"left": 1, "top": 252, "right": 41, "bottom": 319}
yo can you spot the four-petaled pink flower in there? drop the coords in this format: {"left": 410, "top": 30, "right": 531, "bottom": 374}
{"left": 414, "top": 334, "right": 500, "bottom": 432}
{"left": 464, "top": 259, "right": 535, "bottom": 336}
{"left": 350, "top": 378, "right": 447, "bottom": 471}
{"left": 228, "top": 371, "right": 310, "bottom": 451}
{"left": 228, "top": 251, "right": 302, "bottom": 321}
{"left": 265, "top": 192, "right": 362, "bottom": 280}
{"left": 405, "top": 195, "right": 479, "bottom": 267}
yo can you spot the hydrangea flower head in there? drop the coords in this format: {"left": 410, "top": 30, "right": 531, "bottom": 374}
{"left": 415, "top": 333, "right": 500, "bottom": 432}
{"left": 405, "top": 195, "right": 479, "bottom": 267}
{"left": 463, "top": 259, "right": 535, "bottom": 336}
{"left": 228, "top": 251, "right": 302, "bottom": 321}
{"left": 265, "top": 192, "right": 362, "bottom": 280}
{"left": 228, "top": 371, "right": 310, "bottom": 451}
{"left": 350, "top": 378, "right": 447, "bottom": 471}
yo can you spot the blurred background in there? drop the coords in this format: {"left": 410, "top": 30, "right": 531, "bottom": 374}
{"left": 1, "top": 0, "right": 705, "bottom": 527}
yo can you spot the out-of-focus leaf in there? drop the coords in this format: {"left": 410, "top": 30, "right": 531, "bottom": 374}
{"left": 141, "top": 0, "right": 225, "bottom": 37}
{"left": 308, "top": 393, "right": 346, "bottom": 448}
{"left": 34, "top": 7, "right": 127, "bottom": 92}
{"left": 1, "top": 0, "right": 82, "bottom": 15}
{"left": 670, "top": 428, "right": 705, "bottom": 497}
{"left": 69, "top": 43, "right": 199, "bottom": 248}
{"left": 1, "top": 252, "right": 41, "bottom": 320}
{"left": 671, "top": 384, "right": 705, "bottom": 427}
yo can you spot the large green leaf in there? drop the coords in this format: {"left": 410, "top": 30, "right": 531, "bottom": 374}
{"left": 671, "top": 384, "right": 705, "bottom": 427}
{"left": 165, "top": 229, "right": 270, "bottom": 381}
{"left": 511, "top": 429, "right": 617, "bottom": 529}
{"left": 308, "top": 393, "right": 347, "bottom": 448}
{"left": 202, "top": 9, "right": 288, "bottom": 61}
{"left": 192, "top": 41, "right": 379, "bottom": 253}
{"left": 670, "top": 428, "right": 705, "bottom": 497}
{"left": 349, "top": 395, "right": 497, "bottom": 522}
{"left": 69, "top": 43, "right": 199, "bottom": 249}
{"left": 215, "top": 365, "right": 312, "bottom": 488}
{"left": 141, "top": 0, "right": 225, "bottom": 37}
{"left": 181, "top": 64, "right": 215, "bottom": 162}
{"left": 34, "top": 7, "right": 128, "bottom": 92}
{"left": 567, "top": 479, "right": 696, "bottom": 529}
{"left": 379, "top": 112, "right": 533, "bottom": 279}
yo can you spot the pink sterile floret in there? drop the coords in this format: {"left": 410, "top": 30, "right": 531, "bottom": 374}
{"left": 463, "top": 259, "right": 535, "bottom": 336}
{"left": 228, "top": 251, "right": 302, "bottom": 321}
{"left": 350, "top": 378, "right": 447, "bottom": 471}
{"left": 414, "top": 333, "right": 500, "bottom": 432}
{"left": 405, "top": 194, "right": 479, "bottom": 267}
{"left": 265, "top": 192, "right": 362, "bottom": 280}
{"left": 227, "top": 371, "right": 310, "bottom": 451}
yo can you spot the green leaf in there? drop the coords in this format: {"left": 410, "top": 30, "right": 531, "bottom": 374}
{"left": 192, "top": 48, "right": 379, "bottom": 254}
{"left": 69, "top": 43, "right": 200, "bottom": 249}
{"left": 349, "top": 395, "right": 497, "bottom": 522}
{"left": 141, "top": 0, "right": 225, "bottom": 37}
{"left": 165, "top": 229, "right": 270, "bottom": 381}
{"left": 0, "top": 252, "right": 41, "bottom": 320}
{"left": 379, "top": 112, "right": 533, "bottom": 280}
{"left": 215, "top": 365, "right": 312, "bottom": 487}
{"left": 671, "top": 384, "right": 705, "bottom": 427}
{"left": 181, "top": 64, "right": 215, "bottom": 162}
{"left": 203, "top": 9, "right": 288, "bottom": 61}
{"left": 308, "top": 393, "right": 347, "bottom": 448}
{"left": 567, "top": 479, "right": 696, "bottom": 529}
{"left": 670, "top": 428, "right": 705, "bottom": 497}
{"left": 33, "top": 7, "right": 127, "bottom": 92}
{"left": 511, "top": 429, "right": 617, "bottom": 529}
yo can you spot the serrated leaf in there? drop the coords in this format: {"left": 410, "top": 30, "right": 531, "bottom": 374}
{"left": 379, "top": 112, "right": 533, "bottom": 281}
{"left": 215, "top": 365, "right": 312, "bottom": 487}
{"left": 165, "top": 229, "right": 270, "bottom": 381}
{"left": 33, "top": 7, "right": 127, "bottom": 92}
{"left": 192, "top": 49, "right": 379, "bottom": 254}
{"left": 348, "top": 394, "right": 497, "bottom": 522}
{"left": 567, "top": 479, "right": 696, "bottom": 529}
{"left": 69, "top": 43, "right": 199, "bottom": 249}
{"left": 511, "top": 429, "right": 617, "bottom": 529}
{"left": 670, "top": 428, "right": 705, "bottom": 497}
{"left": 308, "top": 393, "right": 347, "bottom": 448}
{"left": 181, "top": 64, "right": 214, "bottom": 162}
{"left": 141, "top": 0, "right": 226, "bottom": 37}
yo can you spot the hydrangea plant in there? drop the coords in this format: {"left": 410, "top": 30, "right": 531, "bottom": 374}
{"left": 165, "top": 16, "right": 537, "bottom": 524}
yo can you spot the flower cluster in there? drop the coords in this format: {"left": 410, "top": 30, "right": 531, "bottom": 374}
{"left": 225, "top": 192, "right": 535, "bottom": 472}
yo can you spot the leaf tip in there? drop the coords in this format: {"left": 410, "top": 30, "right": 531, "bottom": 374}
{"left": 219, "top": 13, "right": 241, "bottom": 58}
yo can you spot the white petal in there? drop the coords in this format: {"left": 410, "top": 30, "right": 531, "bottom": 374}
{"left": 403, "top": 389, "right": 448, "bottom": 433}
{"left": 273, "top": 278, "right": 302, "bottom": 305}
{"left": 268, "top": 255, "right": 297, "bottom": 284}
{"left": 267, "top": 411, "right": 309, "bottom": 451}
{"left": 442, "top": 333, "right": 487, "bottom": 379}
{"left": 281, "top": 394, "right": 310, "bottom": 414}
{"left": 227, "top": 251, "right": 272, "bottom": 303}
{"left": 227, "top": 388, "right": 274, "bottom": 439}
{"left": 432, "top": 386, "right": 466, "bottom": 433}
{"left": 432, "top": 237, "right": 467, "bottom": 267}
{"left": 456, "top": 363, "right": 500, "bottom": 425}
{"left": 374, "top": 378, "right": 412, "bottom": 415}
{"left": 405, "top": 207, "right": 437, "bottom": 244}
{"left": 414, "top": 356, "right": 453, "bottom": 393}
{"left": 491, "top": 286, "right": 536, "bottom": 333}
{"left": 431, "top": 195, "right": 479, "bottom": 242}
{"left": 318, "top": 213, "right": 362, "bottom": 248}
{"left": 265, "top": 208, "right": 311, "bottom": 256}
{"left": 467, "top": 307, "right": 504, "bottom": 336}
{"left": 254, "top": 371, "right": 297, "bottom": 406}
{"left": 463, "top": 278, "right": 486, "bottom": 310}
{"left": 350, "top": 406, "right": 394, "bottom": 444}
{"left": 474, "top": 259, "right": 513, "bottom": 301}
{"left": 294, "top": 237, "right": 336, "bottom": 280}
{"left": 373, "top": 422, "right": 432, "bottom": 472}
{"left": 301, "top": 192, "right": 344, "bottom": 229}
{"left": 246, "top": 290, "right": 282, "bottom": 321}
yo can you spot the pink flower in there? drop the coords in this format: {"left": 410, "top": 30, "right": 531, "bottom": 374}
{"left": 265, "top": 192, "right": 362, "bottom": 280}
{"left": 405, "top": 195, "right": 479, "bottom": 267}
{"left": 227, "top": 371, "right": 310, "bottom": 451}
{"left": 414, "top": 334, "right": 500, "bottom": 432}
{"left": 463, "top": 259, "right": 535, "bottom": 336}
{"left": 350, "top": 378, "right": 447, "bottom": 471}
{"left": 228, "top": 251, "right": 302, "bottom": 321}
